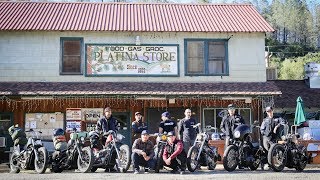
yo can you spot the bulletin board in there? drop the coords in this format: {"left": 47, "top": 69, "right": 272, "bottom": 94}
{"left": 25, "top": 112, "right": 64, "bottom": 139}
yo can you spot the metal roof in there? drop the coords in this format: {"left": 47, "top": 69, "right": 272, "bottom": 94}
{"left": 0, "top": 2, "right": 274, "bottom": 32}
{"left": 0, "top": 82, "right": 281, "bottom": 96}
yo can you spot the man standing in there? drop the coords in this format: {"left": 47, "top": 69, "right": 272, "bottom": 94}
{"left": 132, "top": 130, "right": 155, "bottom": 174}
{"left": 132, "top": 112, "right": 148, "bottom": 142}
{"left": 178, "top": 108, "right": 198, "bottom": 153}
{"left": 220, "top": 104, "right": 245, "bottom": 147}
{"left": 159, "top": 111, "right": 178, "bottom": 136}
{"left": 163, "top": 131, "right": 186, "bottom": 174}
{"left": 260, "top": 106, "right": 286, "bottom": 151}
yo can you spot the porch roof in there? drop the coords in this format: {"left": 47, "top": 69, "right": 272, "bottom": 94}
{"left": 0, "top": 81, "right": 281, "bottom": 96}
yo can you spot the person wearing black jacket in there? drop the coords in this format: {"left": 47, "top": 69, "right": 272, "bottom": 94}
{"left": 95, "top": 107, "right": 118, "bottom": 172}
{"left": 132, "top": 130, "right": 155, "bottom": 174}
{"left": 260, "top": 106, "right": 286, "bottom": 151}
{"left": 96, "top": 107, "right": 118, "bottom": 135}
{"left": 132, "top": 112, "right": 148, "bottom": 142}
{"left": 220, "top": 104, "right": 245, "bottom": 147}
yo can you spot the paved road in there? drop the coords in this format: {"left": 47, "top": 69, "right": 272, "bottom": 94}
{"left": 1, "top": 165, "right": 320, "bottom": 180}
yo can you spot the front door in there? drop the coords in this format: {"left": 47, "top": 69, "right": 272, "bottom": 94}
{"left": 112, "top": 112, "right": 131, "bottom": 146}
{"left": 0, "top": 113, "right": 13, "bottom": 153}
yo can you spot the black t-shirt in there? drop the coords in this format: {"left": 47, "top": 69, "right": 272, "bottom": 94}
{"left": 178, "top": 118, "right": 197, "bottom": 141}
{"left": 159, "top": 120, "right": 177, "bottom": 133}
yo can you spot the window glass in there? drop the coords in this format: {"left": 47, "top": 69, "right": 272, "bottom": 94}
{"left": 61, "top": 38, "right": 82, "bottom": 74}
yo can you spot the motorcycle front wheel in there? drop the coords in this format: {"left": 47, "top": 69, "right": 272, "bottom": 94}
{"left": 77, "top": 147, "right": 94, "bottom": 173}
{"left": 295, "top": 145, "right": 308, "bottom": 171}
{"left": 223, "top": 145, "right": 239, "bottom": 172}
{"left": 9, "top": 152, "right": 20, "bottom": 173}
{"left": 116, "top": 144, "right": 131, "bottom": 173}
{"left": 268, "top": 144, "right": 286, "bottom": 172}
{"left": 34, "top": 147, "right": 48, "bottom": 174}
{"left": 187, "top": 146, "right": 200, "bottom": 172}
{"left": 154, "top": 146, "right": 164, "bottom": 173}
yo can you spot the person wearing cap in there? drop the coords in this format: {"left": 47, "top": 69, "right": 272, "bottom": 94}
{"left": 260, "top": 106, "right": 286, "bottom": 151}
{"left": 162, "top": 131, "right": 187, "bottom": 174}
{"left": 159, "top": 111, "right": 178, "bottom": 136}
{"left": 132, "top": 112, "right": 148, "bottom": 142}
{"left": 177, "top": 108, "right": 198, "bottom": 152}
{"left": 220, "top": 104, "right": 245, "bottom": 147}
{"left": 132, "top": 130, "right": 155, "bottom": 174}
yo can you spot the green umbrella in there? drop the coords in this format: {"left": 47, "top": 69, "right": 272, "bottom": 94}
{"left": 294, "top": 96, "right": 306, "bottom": 125}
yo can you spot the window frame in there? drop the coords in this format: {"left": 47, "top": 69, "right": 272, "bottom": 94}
{"left": 60, "top": 37, "right": 84, "bottom": 75}
{"left": 184, "top": 39, "right": 229, "bottom": 76}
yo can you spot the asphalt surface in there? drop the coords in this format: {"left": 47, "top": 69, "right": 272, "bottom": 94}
{"left": 0, "top": 164, "right": 319, "bottom": 180}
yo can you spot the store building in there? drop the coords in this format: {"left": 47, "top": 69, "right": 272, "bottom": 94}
{"left": 0, "top": 2, "right": 279, "bottom": 152}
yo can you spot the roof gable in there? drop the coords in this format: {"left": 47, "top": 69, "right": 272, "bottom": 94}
{"left": 0, "top": 2, "right": 274, "bottom": 32}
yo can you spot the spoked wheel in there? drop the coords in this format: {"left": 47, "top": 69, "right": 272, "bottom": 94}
{"left": 116, "top": 144, "right": 131, "bottom": 173}
{"left": 268, "top": 144, "right": 286, "bottom": 172}
{"left": 187, "top": 146, "right": 200, "bottom": 172}
{"left": 34, "top": 147, "right": 48, "bottom": 174}
{"left": 77, "top": 147, "right": 94, "bottom": 173}
{"left": 9, "top": 152, "right": 20, "bottom": 173}
{"left": 223, "top": 145, "right": 239, "bottom": 172}
{"left": 295, "top": 145, "right": 308, "bottom": 171}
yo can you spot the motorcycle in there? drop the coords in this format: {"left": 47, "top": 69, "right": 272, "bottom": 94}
{"left": 187, "top": 123, "right": 221, "bottom": 172}
{"left": 89, "top": 130, "right": 131, "bottom": 173}
{"left": 223, "top": 123, "right": 267, "bottom": 172}
{"left": 50, "top": 128, "right": 93, "bottom": 173}
{"left": 9, "top": 127, "right": 48, "bottom": 174}
{"left": 152, "top": 132, "right": 167, "bottom": 173}
{"left": 268, "top": 125, "right": 310, "bottom": 172}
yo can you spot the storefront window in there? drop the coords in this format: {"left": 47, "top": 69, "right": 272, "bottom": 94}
{"left": 185, "top": 39, "right": 228, "bottom": 76}
{"left": 0, "top": 114, "right": 12, "bottom": 135}
{"left": 60, "top": 37, "right": 83, "bottom": 75}
{"left": 203, "top": 108, "right": 252, "bottom": 133}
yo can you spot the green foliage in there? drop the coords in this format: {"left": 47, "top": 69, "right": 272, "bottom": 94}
{"left": 272, "top": 52, "right": 320, "bottom": 80}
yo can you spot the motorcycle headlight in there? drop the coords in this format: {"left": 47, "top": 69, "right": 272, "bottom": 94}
{"left": 80, "top": 136, "right": 85, "bottom": 142}
{"left": 35, "top": 140, "right": 42, "bottom": 146}
{"left": 234, "top": 131, "right": 240, "bottom": 139}
{"left": 161, "top": 135, "right": 167, "bottom": 141}
{"left": 197, "top": 134, "right": 203, "bottom": 141}
{"left": 116, "top": 133, "right": 124, "bottom": 141}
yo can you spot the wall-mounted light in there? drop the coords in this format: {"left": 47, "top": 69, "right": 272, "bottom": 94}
{"left": 135, "top": 36, "right": 141, "bottom": 45}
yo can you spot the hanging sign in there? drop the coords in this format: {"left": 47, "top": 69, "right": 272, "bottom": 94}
{"left": 86, "top": 44, "right": 179, "bottom": 76}
{"left": 66, "top": 108, "right": 82, "bottom": 121}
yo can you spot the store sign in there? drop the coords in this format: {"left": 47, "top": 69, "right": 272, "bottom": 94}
{"left": 66, "top": 121, "right": 81, "bottom": 132}
{"left": 86, "top": 44, "right": 179, "bottom": 76}
{"left": 66, "top": 108, "right": 82, "bottom": 121}
{"left": 81, "top": 108, "right": 103, "bottom": 122}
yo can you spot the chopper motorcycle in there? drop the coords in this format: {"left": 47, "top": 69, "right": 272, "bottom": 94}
{"left": 50, "top": 128, "right": 94, "bottom": 173}
{"left": 8, "top": 126, "right": 48, "bottom": 174}
{"left": 89, "top": 130, "right": 131, "bottom": 173}
{"left": 187, "top": 123, "right": 221, "bottom": 172}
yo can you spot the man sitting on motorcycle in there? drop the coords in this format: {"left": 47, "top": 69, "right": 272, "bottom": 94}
{"left": 132, "top": 130, "right": 155, "bottom": 174}
{"left": 8, "top": 125, "right": 27, "bottom": 151}
{"left": 162, "top": 131, "right": 187, "bottom": 174}
{"left": 260, "top": 106, "right": 287, "bottom": 151}
{"left": 95, "top": 107, "right": 119, "bottom": 172}
{"left": 220, "top": 104, "right": 245, "bottom": 147}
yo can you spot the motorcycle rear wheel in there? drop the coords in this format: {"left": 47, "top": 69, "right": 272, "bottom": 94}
{"left": 223, "top": 145, "right": 239, "bottom": 172}
{"left": 295, "top": 145, "right": 307, "bottom": 171}
{"left": 34, "top": 147, "right": 48, "bottom": 174}
{"left": 187, "top": 146, "right": 200, "bottom": 172}
{"left": 9, "top": 153, "right": 20, "bottom": 173}
{"left": 268, "top": 144, "right": 286, "bottom": 172}
{"left": 77, "top": 147, "right": 94, "bottom": 173}
{"left": 116, "top": 144, "right": 131, "bottom": 173}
